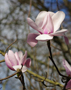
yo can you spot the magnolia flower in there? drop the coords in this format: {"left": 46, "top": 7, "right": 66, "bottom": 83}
{"left": 27, "top": 11, "right": 67, "bottom": 47}
{"left": 64, "top": 36, "right": 69, "bottom": 45}
{"left": 63, "top": 60, "right": 71, "bottom": 89}
{"left": 5, "top": 50, "right": 31, "bottom": 72}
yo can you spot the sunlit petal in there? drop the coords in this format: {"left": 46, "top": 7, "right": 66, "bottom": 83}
{"left": 13, "top": 65, "right": 21, "bottom": 71}
{"left": 36, "top": 34, "right": 53, "bottom": 41}
{"left": 52, "top": 11, "right": 65, "bottom": 32}
{"left": 22, "top": 66, "right": 27, "bottom": 72}
{"left": 50, "top": 29, "right": 67, "bottom": 36}
{"left": 35, "top": 11, "right": 54, "bottom": 28}
{"left": 13, "top": 65, "right": 27, "bottom": 72}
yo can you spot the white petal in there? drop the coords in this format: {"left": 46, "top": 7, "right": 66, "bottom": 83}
{"left": 52, "top": 11, "right": 65, "bottom": 32}
{"left": 36, "top": 34, "right": 53, "bottom": 41}
{"left": 50, "top": 29, "right": 67, "bottom": 36}
{"left": 35, "top": 11, "right": 47, "bottom": 27}
{"left": 48, "top": 11, "right": 54, "bottom": 16}
{"left": 35, "top": 11, "right": 54, "bottom": 28}
{"left": 22, "top": 66, "right": 27, "bottom": 72}
{"left": 18, "top": 51, "right": 23, "bottom": 60}
{"left": 13, "top": 65, "right": 27, "bottom": 72}
{"left": 13, "top": 65, "right": 21, "bottom": 71}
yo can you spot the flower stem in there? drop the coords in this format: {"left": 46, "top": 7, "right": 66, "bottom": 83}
{"left": 18, "top": 72, "right": 26, "bottom": 90}
{"left": 47, "top": 41, "right": 68, "bottom": 78}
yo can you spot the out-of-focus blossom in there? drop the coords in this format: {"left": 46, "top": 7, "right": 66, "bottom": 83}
{"left": 27, "top": 11, "right": 67, "bottom": 47}
{"left": 66, "top": 80, "right": 71, "bottom": 89}
{"left": 5, "top": 50, "right": 31, "bottom": 72}
{"left": 63, "top": 60, "right": 71, "bottom": 77}
{"left": 64, "top": 36, "right": 69, "bottom": 45}
{"left": 63, "top": 60, "right": 71, "bottom": 89}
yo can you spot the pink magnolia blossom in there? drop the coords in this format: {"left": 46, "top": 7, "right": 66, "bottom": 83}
{"left": 63, "top": 60, "right": 71, "bottom": 89}
{"left": 64, "top": 36, "right": 69, "bottom": 45}
{"left": 27, "top": 11, "right": 67, "bottom": 47}
{"left": 66, "top": 80, "right": 71, "bottom": 89}
{"left": 5, "top": 50, "right": 31, "bottom": 72}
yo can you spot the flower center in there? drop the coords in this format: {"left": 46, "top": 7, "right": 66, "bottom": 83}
{"left": 43, "top": 28, "right": 53, "bottom": 34}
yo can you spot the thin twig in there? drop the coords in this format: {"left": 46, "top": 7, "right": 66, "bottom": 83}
{"left": 27, "top": 70, "right": 63, "bottom": 87}
{"left": 51, "top": 43, "right": 61, "bottom": 51}
{"left": 28, "top": 0, "right": 32, "bottom": 17}
{"left": 0, "top": 60, "right": 5, "bottom": 63}
{"left": 5, "top": 39, "right": 17, "bottom": 53}
{"left": 56, "top": 0, "right": 60, "bottom": 10}
{"left": 0, "top": 50, "right": 5, "bottom": 56}
{"left": 0, "top": 72, "right": 18, "bottom": 81}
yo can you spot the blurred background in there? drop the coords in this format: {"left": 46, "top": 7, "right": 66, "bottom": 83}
{"left": 0, "top": 0, "right": 71, "bottom": 90}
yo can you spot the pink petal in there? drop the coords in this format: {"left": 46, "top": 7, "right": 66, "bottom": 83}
{"left": 8, "top": 50, "right": 18, "bottom": 66}
{"left": 25, "top": 58, "right": 31, "bottom": 68}
{"left": 27, "top": 33, "right": 38, "bottom": 47}
{"left": 52, "top": 11, "right": 65, "bottom": 32}
{"left": 50, "top": 29, "right": 67, "bottom": 36}
{"left": 64, "top": 36, "right": 69, "bottom": 45}
{"left": 13, "top": 65, "right": 21, "bottom": 71}
{"left": 19, "top": 54, "right": 25, "bottom": 65}
{"left": 35, "top": 11, "right": 47, "bottom": 27}
{"left": 42, "top": 14, "right": 54, "bottom": 34}
{"left": 63, "top": 60, "right": 71, "bottom": 76}
{"left": 13, "top": 65, "right": 27, "bottom": 72}
{"left": 18, "top": 51, "right": 23, "bottom": 62}
{"left": 35, "top": 11, "right": 54, "bottom": 28}
{"left": 66, "top": 80, "right": 71, "bottom": 89}
{"left": 24, "top": 51, "right": 27, "bottom": 59}
{"left": 17, "top": 51, "right": 24, "bottom": 65}
{"left": 27, "top": 18, "right": 43, "bottom": 34}
{"left": 21, "top": 51, "right": 27, "bottom": 65}
{"left": 15, "top": 52, "right": 20, "bottom": 65}
{"left": 5, "top": 53, "right": 14, "bottom": 70}
{"left": 36, "top": 34, "right": 53, "bottom": 41}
